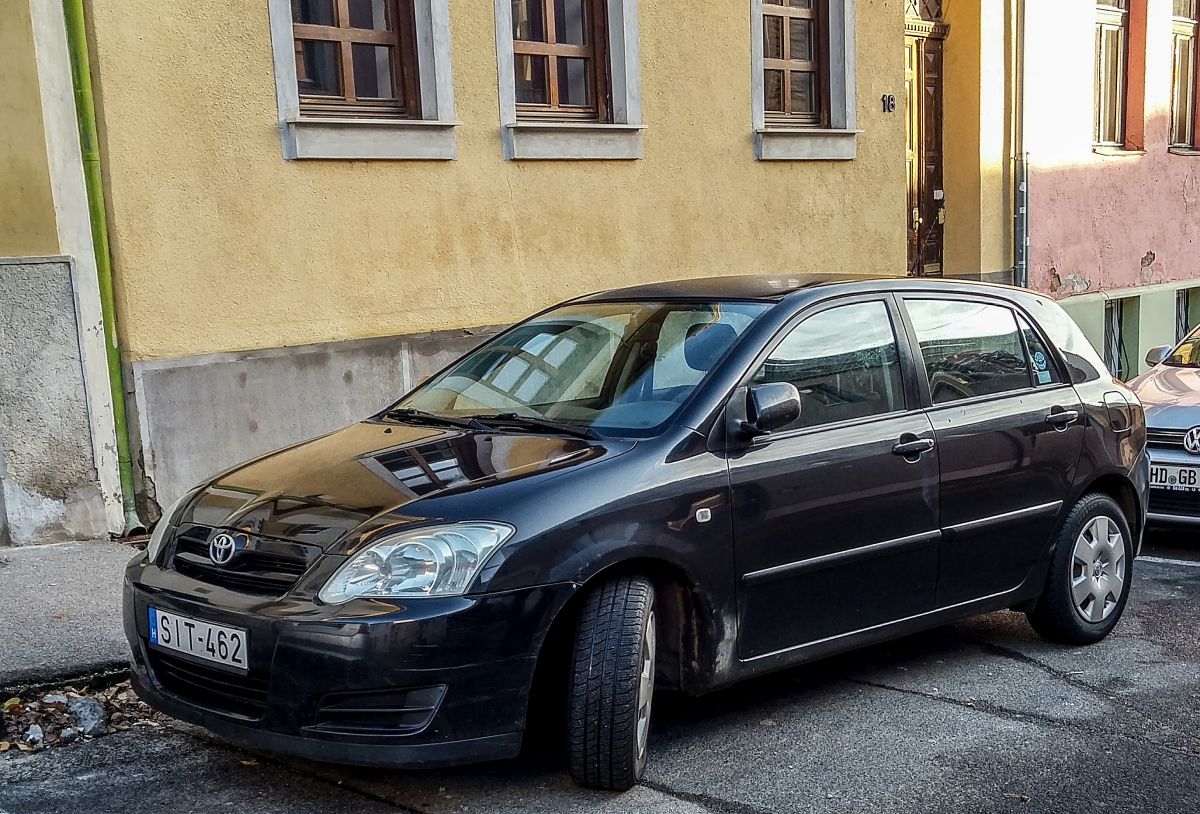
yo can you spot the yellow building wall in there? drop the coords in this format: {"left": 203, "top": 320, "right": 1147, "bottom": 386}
{"left": 940, "top": 0, "right": 1011, "bottom": 278}
{"left": 0, "top": 0, "right": 59, "bottom": 258}
{"left": 86, "top": 0, "right": 907, "bottom": 362}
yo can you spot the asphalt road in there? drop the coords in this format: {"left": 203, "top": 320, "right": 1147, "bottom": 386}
{"left": 4, "top": 529, "right": 1200, "bottom": 814}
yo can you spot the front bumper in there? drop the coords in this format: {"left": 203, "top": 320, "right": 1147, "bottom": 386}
{"left": 123, "top": 557, "right": 576, "bottom": 768}
{"left": 1145, "top": 446, "right": 1200, "bottom": 527}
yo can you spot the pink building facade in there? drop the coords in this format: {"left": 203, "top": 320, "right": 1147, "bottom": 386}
{"left": 1026, "top": 0, "right": 1200, "bottom": 379}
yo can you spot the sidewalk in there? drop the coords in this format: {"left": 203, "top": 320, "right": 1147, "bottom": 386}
{"left": 0, "top": 541, "right": 136, "bottom": 690}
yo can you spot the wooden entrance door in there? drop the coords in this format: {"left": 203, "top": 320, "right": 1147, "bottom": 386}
{"left": 905, "top": 33, "right": 944, "bottom": 276}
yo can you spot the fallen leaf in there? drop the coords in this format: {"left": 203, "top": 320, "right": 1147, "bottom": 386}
{"left": 2, "top": 698, "right": 21, "bottom": 714}
{"left": 0, "top": 742, "right": 9, "bottom": 752}
{"left": 241, "top": 759, "right": 258, "bottom": 766}
{"left": 16, "top": 743, "right": 31, "bottom": 752}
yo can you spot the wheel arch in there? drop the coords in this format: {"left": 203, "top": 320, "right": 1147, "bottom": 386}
{"left": 1076, "top": 471, "right": 1143, "bottom": 556}
{"left": 523, "top": 556, "right": 723, "bottom": 744}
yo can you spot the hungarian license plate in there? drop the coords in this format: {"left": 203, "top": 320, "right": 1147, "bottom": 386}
{"left": 1150, "top": 464, "right": 1200, "bottom": 491}
{"left": 148, "top": 607, "right": 248, "bottom": 671}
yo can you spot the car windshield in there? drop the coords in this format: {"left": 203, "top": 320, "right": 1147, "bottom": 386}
{"left": 393, "top": 301, "right": 770, "bottom": 436}
{"left": 1164, "top": 332, "right": 1200, "bottom": 368}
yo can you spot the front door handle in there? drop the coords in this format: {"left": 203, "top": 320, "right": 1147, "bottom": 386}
{"left": 892, "top": 437, "right": 935, "bottom": 458}
{"left": 1046, "top": 409, "right": 1081, "bottom": 430}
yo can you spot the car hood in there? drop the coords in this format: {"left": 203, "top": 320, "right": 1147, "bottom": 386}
{"left": 180, "top": 420, "right": 633, "bottom": 551}
{"left": 1129, "top": 364, "right": 1200, "bottom": 429}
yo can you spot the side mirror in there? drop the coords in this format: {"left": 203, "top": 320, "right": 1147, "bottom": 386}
{"left": 1145, "top": 344, "right": 1172, "bottom": 367}
{"left": 743, "top": 382, "right": 801, "bottom": 436}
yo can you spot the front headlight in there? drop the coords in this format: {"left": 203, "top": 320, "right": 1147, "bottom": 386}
{"left": 318, "top": 522, "right": 515, "bottom": 604}
{"left": 145, "top": 491, "right": 194, "bottom": 563}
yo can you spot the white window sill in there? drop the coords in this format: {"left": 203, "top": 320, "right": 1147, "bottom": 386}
{"left": 1092, "top": 145, "right": 1146, "bottom": 157}
{"left": 754, "top": 128, "right": 862, "bottom": 161}
{"left": 1169, "top": 146, "right": 1200, "bottom": 156}
{"left": 282, "top": 117, "right": 460, "bottom": 161}
{"left": 503, "top": 121, "right": 645, "bottom": 160}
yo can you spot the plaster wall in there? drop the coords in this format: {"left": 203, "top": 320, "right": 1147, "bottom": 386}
{"left": 1025, "top": 0, "right": 1200, "bottom": 298}
{"left": 939, "top": 0, "right": 1012, "bottom": 279}
{"left": 84, "top": 0, "right": 909, "bottom": 362}
{"left": 0, "top": 0, "right": 59, "bottom": 257}
{"left": 0, "top": 259, "right": 107, "bottom": 544}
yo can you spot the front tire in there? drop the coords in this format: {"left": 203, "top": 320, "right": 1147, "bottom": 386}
{"left": 1026, "top": 492, "right": 1132, "bottom": 645}
{"left": 567, "top": 575, "right": 657, "bottom": 791}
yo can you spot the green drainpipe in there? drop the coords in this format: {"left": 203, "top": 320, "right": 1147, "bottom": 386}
{"left": 62, "top": 0, "right": 143, "bottom": 534}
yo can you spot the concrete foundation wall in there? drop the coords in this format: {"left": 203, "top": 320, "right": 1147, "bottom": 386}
{"left": 0, "top": 258, "right": 107, "bottom": 544}
{"left": 132, "top": 326, "right": 500, "bottom": 510}
{"left": 1058, "top": 280, "right": 1200, "bottom": 380}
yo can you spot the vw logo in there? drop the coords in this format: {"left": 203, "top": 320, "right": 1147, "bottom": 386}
{"left": 1185, "top": 427, "right": 1200, "bottom": 456}
{"left": 208, "top": 533, "right": 239, "bottom": 566}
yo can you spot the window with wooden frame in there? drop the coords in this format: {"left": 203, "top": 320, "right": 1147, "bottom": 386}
{"left": 510, "top": 0, "right": 610, "bottom": 121}
{"left": 762, "top": 0, "right": 829, "bottom": 126}
{"left": 291, "top": 0, "right": 421, "bottom": 118}
{"left": 1094, "top": 0, "right": 1129, "bottom": 146}
{"left": 1171, "top": 0, "right": 1199, "bottom": 148}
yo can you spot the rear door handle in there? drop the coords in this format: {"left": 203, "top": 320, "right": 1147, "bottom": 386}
{"left": 1046, "top": 409, "right": 1080, "bottom": 429}
{"left": 892, "top": 438, "right": 936, "bottom": 458}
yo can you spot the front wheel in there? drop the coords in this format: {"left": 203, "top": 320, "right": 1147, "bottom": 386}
{"left": 567, "top": 575, "right": 657, "bottom": 791}
{"left": 1026, "top": 492, "right": 1133, "bottom": 645}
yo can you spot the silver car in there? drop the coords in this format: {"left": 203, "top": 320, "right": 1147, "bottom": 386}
{"left": 1131, "top": 333, "right": 1200, "bottom": 525}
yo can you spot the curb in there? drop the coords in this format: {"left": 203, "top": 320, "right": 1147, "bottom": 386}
{"left": 1, "top": 662, "right": 130, "bottom": 697}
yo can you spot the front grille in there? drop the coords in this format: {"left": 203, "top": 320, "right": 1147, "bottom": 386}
{"left": 1150, "top": 489, "right": 1200, "bottom": 516}
{"left": 309, "top": 686, "right": 446, "bottom": 736}
{"left": 1148, "top": 428, "right": 1187, "bottom": 450}
{"left": 170, "top": 525, "right": 320, "bottom": 596}
{"left": 148, "top": 650, "right": 270, "bottom": 719}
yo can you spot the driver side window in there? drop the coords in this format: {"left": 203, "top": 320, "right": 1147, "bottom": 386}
{"left": 752, "top": 301, "right": 906, "bottom": 432}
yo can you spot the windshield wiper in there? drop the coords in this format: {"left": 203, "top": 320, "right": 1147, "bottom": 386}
{"left": 382, "top": 408, "right": 489, "bottom": 431}
{"left": 470, "top": 413, "right": 600, "bottom": 440}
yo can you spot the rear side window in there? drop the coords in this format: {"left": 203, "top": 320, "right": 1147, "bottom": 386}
{"left": 1024, "top": 297, "right": 1108, "bottom": 383}
{"left": 751, "top": 300, "right": 905, "bottom": 431}
{"left": 906, "top": 299, "right": 1032, "bottom": 404}
{"left": 1016, "top": 313, "right": 1063, "bottom": 386}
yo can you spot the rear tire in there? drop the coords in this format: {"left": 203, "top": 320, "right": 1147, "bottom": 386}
{"left": 1026, "top": 492, "right": 1132, "bottom": 645}
{"left": 567, "top": 575, "right": 657, "bottom": 791}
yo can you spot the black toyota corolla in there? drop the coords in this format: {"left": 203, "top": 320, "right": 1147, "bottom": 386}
{"left": 124, "top": 275, "right": 1148, "bottom": 790}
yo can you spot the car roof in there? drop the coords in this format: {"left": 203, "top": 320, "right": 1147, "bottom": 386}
{"left": 576, "top": 273, "right": 1043, "bottom": 304}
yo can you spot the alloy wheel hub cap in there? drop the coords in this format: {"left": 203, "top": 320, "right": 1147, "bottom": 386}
{"left": 1070, "top": 516, "right": 1126, "bottom": 624}
{"left": 636, "top": 610, "right": 656, "bottom": 762}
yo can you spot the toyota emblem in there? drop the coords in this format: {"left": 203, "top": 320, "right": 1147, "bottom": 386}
{"left": 208, "top": 533, "right": 239, "bottom": 566}
{"left": 1186, "top": 427, "right": 1200, "bottom": 456}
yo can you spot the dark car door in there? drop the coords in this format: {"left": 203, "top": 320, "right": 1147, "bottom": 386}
{"left": 899, "top": 296, "right": 1087, "bottom": 606}
{"left": 728, "top": 297, "right": 941, "bottom": 661}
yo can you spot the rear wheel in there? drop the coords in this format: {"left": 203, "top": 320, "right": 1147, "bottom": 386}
{"left": 567, "top": 575, "right": 656, "bottom": 791}
{"left": 1026, "top": 493, "right": 1132, "bottom": 645}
